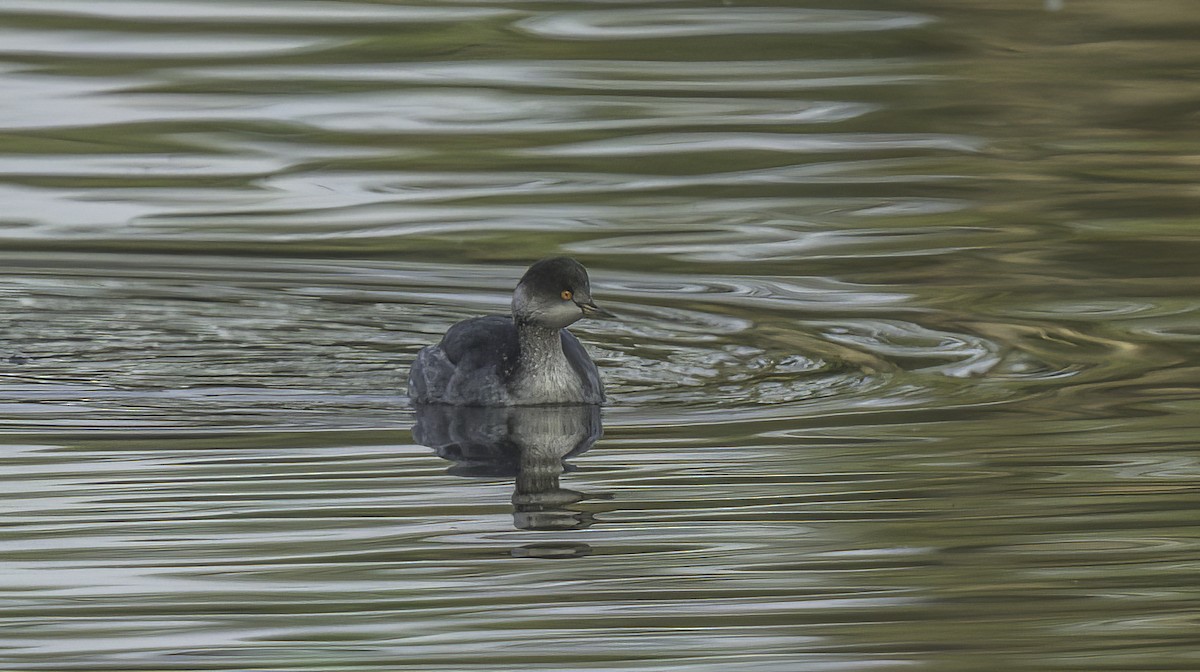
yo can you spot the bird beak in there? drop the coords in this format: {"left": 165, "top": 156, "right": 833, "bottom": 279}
{"left": 578, "top": 300, "right": 616, "bottom": 319}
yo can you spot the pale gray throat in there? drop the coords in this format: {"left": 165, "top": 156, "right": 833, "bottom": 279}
{"left": 510, "top": 321, "right": 580, "bottom": 402}
{"left": 515, "top": 321, "right": 567, "bottom": 374}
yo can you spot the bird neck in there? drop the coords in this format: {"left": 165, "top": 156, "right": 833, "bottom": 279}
{"left": 515, "top": 320, "right": 564, "bottom": 364}
{"left": 509, "top": 320, "right": 584, "bottom": 404}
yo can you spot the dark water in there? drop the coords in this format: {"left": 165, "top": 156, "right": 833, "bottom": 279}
{"left": 2, "top": 1, "right": 1199, "bottom": 670}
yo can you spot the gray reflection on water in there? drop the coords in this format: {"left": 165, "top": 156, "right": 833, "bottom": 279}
{"left": 413, "top": 404, "right": 605, "bottom": 537}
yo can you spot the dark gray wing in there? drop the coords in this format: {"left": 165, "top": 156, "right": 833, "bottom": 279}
{"left": 561, "top": 328, "right": 605, "bottom": 404}
{"left": 440, "top": 315, "right": 520, "bottom": 374}
{"left": 409, "top": 315, "right": 519, "bottom": 404}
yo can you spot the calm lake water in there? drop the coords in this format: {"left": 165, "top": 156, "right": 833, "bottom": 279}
{"left": 2, "top": 0, "right": 1199, "bottom": 670}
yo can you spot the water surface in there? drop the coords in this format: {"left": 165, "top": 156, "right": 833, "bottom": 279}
{"left": 2, "top": 1, "right": 1199, "bottom": 670}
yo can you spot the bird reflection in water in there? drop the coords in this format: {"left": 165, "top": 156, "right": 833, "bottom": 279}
{"left": 412, "top": 403, "right": 608, "bottom": 542}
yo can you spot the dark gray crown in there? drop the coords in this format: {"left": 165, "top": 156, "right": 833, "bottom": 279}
{"left": 517, "top": 257, "right": 591, "bottom": 295}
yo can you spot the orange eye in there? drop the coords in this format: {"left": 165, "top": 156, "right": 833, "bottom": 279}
{"left": 560, "top": 289, "right": 573, "bottom": 301}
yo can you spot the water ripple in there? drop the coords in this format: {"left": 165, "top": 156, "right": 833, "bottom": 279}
{"left": 527, "top": 132, "right": 985, "bottom": 157}
{"left": 0, "top": 29, "right": 330, "bottom": 59}
{"left": 0, "top": 0, "right": 511, "bottom": 24}
{"left": 1, "top": 253, "right": 1164, "bottom": 430}
{"left": 178, "top": 59, "right": 936, "bottom": 93}
{"left": 518, "top": 8, "right": 933, "bottom": 40}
